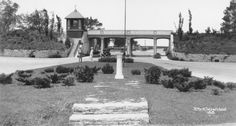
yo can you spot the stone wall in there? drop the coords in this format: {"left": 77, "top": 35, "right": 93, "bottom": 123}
{"left": 172, "top": 51, "right": 236, "bottom": 62}
{"left": 0, "top": 49, "right": 68, "bottom": 58}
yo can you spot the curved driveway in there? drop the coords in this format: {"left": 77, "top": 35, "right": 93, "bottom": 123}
{"left": 0, "top": 56, "right": 93, "bottom": 74}
{"left": 134, "top": 57, "right": 236, "bottom": 83}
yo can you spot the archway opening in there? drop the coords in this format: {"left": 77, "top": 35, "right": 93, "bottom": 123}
{"left": 132, "top": 38, "right": 154, "bottom": 57}
{"left": 156, "top": 39, "right": 170, "bottom": 56}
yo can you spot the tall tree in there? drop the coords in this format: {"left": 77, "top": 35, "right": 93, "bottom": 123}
{"left": 49, "top": 13, "right": 55, "bottom": 40}
{"left": 0, "top": 0, "right": 19, "bottom": 34}
{"left": 177, "top": 12, "right": 184, "bottom": 40}
{"left": 221, "top": 7, "right": 232, "bottom": 33}
{"left": 84, "top": 17, "right": 103, "bottom": 30}
{"left": 42, "top": 9, "right": 49, "bottom": 36}
{"left": 188, "top": 10, "right": 193, "bottom": 34}
{"left": 221, "top": 1, "right": 236, "bottom": 33}
{"left": 56, "top": 15, "right": 61, "bottom": 34}
{"left": 26, "top": 10, "right": 45, "bottom": 34}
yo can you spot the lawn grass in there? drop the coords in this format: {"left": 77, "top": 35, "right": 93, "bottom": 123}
{"left": 0, "top": 61, "right": 236, "bottom": 125}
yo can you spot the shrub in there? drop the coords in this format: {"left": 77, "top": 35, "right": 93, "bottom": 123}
{"left": 144, "top": 66, "right": 162, "bottom": 84}
{"left": 123, "top": 58, "right": 134, "bottom": 63}
{"left": 74, "top": 66, "right": 95, "bottom": 82}
{"left": 44, "top": 68, "right": 54, "bottom": 73}
{"left": 63, "top": 75, "right": 75, "bottom": 86}
{"left": 25, "top": 70, "right": 33, "bottom": 73}
{"left": 173, "top": 75, "right": 191, "bottom": 92}
{"left": 91, "top": 66, "right": 101, "bottom": 74}
{"left": 173, "top": 74, "right": 189, "bottom": 84}
{"left": 0, "top": 73, "right": 13, "bottom": 84}
{"left": 16, "top": 70, "right": 33, "bottom": 85}
{"left": 131, "top": 69, "right": 141, "bottom": 75}
{"left": 189, "top": 79, "right": 207, "bottom": 90}
{"left": 211, "top": 89, "right": 220, "bottom": 95}
{"left": 56, "top": 66, "right": 73, "bottom": 74}
{"left": 98, "top": 57, "right": 116, "bottom": 62}
{"left": 202, "top": 76, "right": 214, "bottom": 85}
{"left": 213, "top": 81, "right": 225, "bottom": 89}
{"left": 102, "top": 64, "right": 114, "bottom": 74}
{"left": 33, "top": 77, "right": 51, "bottom": 88}
{"left": 167, "top": 68, "right": 192, "bottom": 78}
{"left": 47, "top": 73, "right": 60, "bottom": 83}
{"left": 161, "top": 77, "right": 174, "bottom": 88}
{"left": 153, "top": 53, "right": 161, "bottom": 59}
{"left": 175, "top": 81, "right": 191, "bottom": 92}
{"left": 226, "top": 82, "right": 236, "bottom": 90}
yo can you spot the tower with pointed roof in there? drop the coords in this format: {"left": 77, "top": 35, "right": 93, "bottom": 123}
{"left": 65, "top": 9, "right": 85, "bottom": 38}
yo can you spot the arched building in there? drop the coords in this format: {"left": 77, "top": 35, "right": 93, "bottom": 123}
{"left": 65, "top": 9, "right": 173, "bottom": 57}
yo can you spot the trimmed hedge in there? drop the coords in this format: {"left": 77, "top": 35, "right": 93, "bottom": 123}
{"left": 98, "top": 57, "right": 116, "bottom": 62}
{"left": 98, "top": 57, "right": 134, "bottom": 63}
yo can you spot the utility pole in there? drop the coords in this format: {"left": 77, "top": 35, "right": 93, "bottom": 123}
{"left": 124, "top": 0, "right": 127, "bottom": 54}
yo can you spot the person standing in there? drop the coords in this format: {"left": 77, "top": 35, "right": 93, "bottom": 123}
{"left": 77, "top": 46, "right": 83, "bottom": 62}
{"left": 90, "top": 47, "right": 94, "bottom": 61}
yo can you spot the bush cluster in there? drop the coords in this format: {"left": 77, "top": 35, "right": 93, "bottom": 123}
{"left": 213, "top": 81, "right": 226, "bottom": 89}
{"left": 0, "top": 73, "right": 13, "bottom": 84}
{"left": 98, "top": 57, "right": 116, "bottom": 62}
{"left": 74, "top": 66, "right": 96, "bottom": 82}
{"left": 161, "top": 77, "right": 174, "bottom": 88}
{"left": 16, "top": 70, "right": 33, "bottom": 85}
{"left": 98, "top": 57, "right": 134, "bottom": 63}
{"left": 33, "top": 77, "right": 51, "bottom": 88}
{"left": 63, "top": 75, "right": 75, "bottom": 86}
{"left": 0, "top": 30, "right": 66, "bottom": 50}
{"left": 174, "top": 34, "right": 236, "bottom": 55}
{"left": 144, "top": 66, "right": 162, "bottom": 84}
{"left": 131, "top": 69, "right": 141, "bottom": 75}
{"left": 165, "top": 68, "right": 191, "bottom": 78}
{"left": 102, "top": 64, "right": 114, "bottom": 74}
{"left": 44, "top": 68, "right": 54, "bottom": 73}
{"left": 212, "top": 89, "right": 220, "bottom": 95}
{"left": 46, "top": 74, "right": 61, "bottom": 84}
{"left": 226, "top": 82, "right": 236, "bottom": 90}
{"left": 189, "top": 79, "right": 207, "bottom": 90}
{"left": 153, "top": 53, "right": 161, "bottom": 59}
{"left": 123, "top": 58, "right": 134, "bottom": 63}
{"left": 56, "top": 66, "right": 73, "bottom": 74}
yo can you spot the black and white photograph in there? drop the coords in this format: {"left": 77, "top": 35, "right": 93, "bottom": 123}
{"left": 0, "top": 0, "right": 236, "bottom": 125}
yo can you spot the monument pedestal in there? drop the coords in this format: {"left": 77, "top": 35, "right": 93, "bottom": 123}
{"left": 115, "top": 53, "right": 124, "bottom": 79}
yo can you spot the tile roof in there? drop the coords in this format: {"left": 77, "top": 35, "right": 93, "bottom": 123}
{"left": 65, "top": 9, "right": 84, "bottom": 19}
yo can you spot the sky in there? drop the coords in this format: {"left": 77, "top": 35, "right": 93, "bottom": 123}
{"left": 14, "top": 0, "right": 231, "bottom": 46}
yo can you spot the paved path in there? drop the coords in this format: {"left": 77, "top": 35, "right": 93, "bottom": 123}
{"left": 134, "top": 56, "right": 236, "bottom": 83}
{"left": 0, "top": 56, "right": 96, "bottom": 74}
